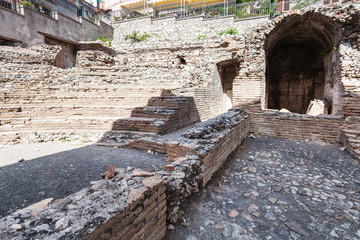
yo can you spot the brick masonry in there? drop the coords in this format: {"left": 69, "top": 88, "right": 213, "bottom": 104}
{"left": 0, "top": 108, "right": 250, "bottom": 235}
{"left": 0, "top": 168, "right": 166, "bottom": 240}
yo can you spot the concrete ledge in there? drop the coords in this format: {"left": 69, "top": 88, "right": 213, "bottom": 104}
{"left": 176, "top": 14, "right": 205, "bottom": 21}
{"left": 234, "top": 15, "right": 269, "bottom": 22}
{"left": 0, "top": 5, "right": 24, "bottom": 16}
{"left": 202, "top": 14, "right": 235, "bottom": 21}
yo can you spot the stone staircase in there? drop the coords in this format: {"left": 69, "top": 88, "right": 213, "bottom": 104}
{"left": 0, "top": 46, "right": 199, "bottom": 143}
{"left": 0, "top": 80, "right": 183, "bottom": 143}
{"left": 112, "top": 93, "right": 200, "bottom": 135}
{"left": 341, "top": 116, "right": 360, "bottom": 162}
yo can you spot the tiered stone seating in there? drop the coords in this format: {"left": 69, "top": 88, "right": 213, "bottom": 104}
{"left": 0, "top": 73, "right": 182, "bottom": 143}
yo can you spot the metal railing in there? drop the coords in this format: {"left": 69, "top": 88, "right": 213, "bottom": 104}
{"left": 113, "top": 0, "right": 356, "bottom": 21}
{"left": 0, "top": 0, "right": 13, "bottom": 10}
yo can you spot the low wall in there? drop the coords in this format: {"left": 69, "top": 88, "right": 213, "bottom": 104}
{"left": 0, "top": 168, "right": 166, "bottom": 240}
{"left": 201, "top": 114, "right": 249, "bottom": 185}
{"left": 0, "top": 6, "right": 113, "bottom": 47}
{"left": 251, "top": 110, "right": 344, "bottom": 143}
{"left": 121, "top": 108, "right": 249, "bottom": 176}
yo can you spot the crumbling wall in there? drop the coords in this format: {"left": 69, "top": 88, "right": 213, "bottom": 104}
{"left": 0, "top": 108, "right": 250, "bottom": 233}
{"left": 120, "top": 108, "right": 250, "bottom": 222}
{"left": 1, "top": 4, "right": 360, "bottom": 146}
{"left": 122, "top": 108, "right": 249, "bottom": 175}
{"left": 0, "top": 168, "right": 166, "bottom": 240}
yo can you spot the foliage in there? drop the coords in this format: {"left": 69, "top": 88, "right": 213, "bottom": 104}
{"left": 193, "top": 34, "right": 206, "bottom": 41}
{"left": 22, "top": 0, "right": 35, "bottom": 9}
{"left": 125, "top": 31, "right": 151, "bottom": 42}
{"left": 96, "top": 34, "right": 113, "bottom": 47}
{"left": 234, "top": 0, "right": 278, "bottom": 19}
{"left": 89, "top": 14, "right": 104, "bottom": 22}
{"left": 113, "top": 16, "right": 121, "bottom": 21}
{"left": 292, "top": 0, "right": 318, "bottom": 10}
{"left": 217, "top": 27, "right": 238, "bottom": 36}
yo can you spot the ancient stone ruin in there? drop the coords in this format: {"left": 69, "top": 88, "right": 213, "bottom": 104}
{"left": 0, "top": 2, "right": 360, "bottom": 239}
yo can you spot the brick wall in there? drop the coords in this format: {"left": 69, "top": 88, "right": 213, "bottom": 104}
{"left": 251, "top": 110, "right": 344, "bottom": 143}
{"left": 201, "top": 114, "right": 249, "bottom": 185}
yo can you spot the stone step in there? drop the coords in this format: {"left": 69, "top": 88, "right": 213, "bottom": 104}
{"left": 342, "top": 129, "right": 360, "bottom": 135}
{"left": 112, "top": 117, "right": 168, "bottom": 134}
{"left": 348, "top": 138, "right": 360, "bottom": 144}
{"left": 131, "top": 106, "right": 178, "bottom": 119}
{"left": 147, "top": 96, "right": 195, "bottom": 107}
{"left": 0, "top": 116, "right": 121, "bottom": 129}
{"left": 0, "top": 105, "right": 135, "bottom": 116}
{"left": 82, "top": 66, "right": 128, "bottom": 71}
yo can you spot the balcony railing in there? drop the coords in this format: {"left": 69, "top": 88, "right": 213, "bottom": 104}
{"left": 113, "top": 0, "right": 358, "bottom": 21}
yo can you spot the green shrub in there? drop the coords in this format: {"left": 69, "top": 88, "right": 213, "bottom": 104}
{"left": 193, "top": 34, "right": 206, "bottom": 41}
{"left": 96, "top": 34, "right": 113, "bottom": 47}
{"left": 22, "top": 0, "right": 35, "bottom": 9}
{"left": 292, "top": 0, "right": 317, "bottom": 10}
{"left": 217, "top": 27, "right": 238, "bottom": 36}
{"left": 125, "top": 31, "right": 151, "bottom": 42}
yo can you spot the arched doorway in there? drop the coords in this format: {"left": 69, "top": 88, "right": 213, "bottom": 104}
{"left": 265, "top": 13, "right": 341, "bottom": 115}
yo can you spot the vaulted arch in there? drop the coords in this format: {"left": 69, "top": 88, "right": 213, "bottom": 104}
{"left": 265, "top": 12, "right": 341, "bottom": 114}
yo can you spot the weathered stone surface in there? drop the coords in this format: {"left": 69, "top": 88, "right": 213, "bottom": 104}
{"left": 131, "top": 169, "right": 154, "bottom": 177}
{"left": 284, "top": 221, "right": 310, "bottom": 237}
{"left": 141, "top": 175, "right": 163, "bottom": 188}
{"left": 127, "top": 187, "right": 148, "bottom": 204}
{"left": 228, "top": 209, "right": 239, "bottom": 218}
{"left": 268, "top": 197, "right": 277, "bottom": 204}
{"left": 19, "top": 198, "right": 53, "bottom": 215}
{"left": 166, "top": 137, "right": 360, "bottom": 239}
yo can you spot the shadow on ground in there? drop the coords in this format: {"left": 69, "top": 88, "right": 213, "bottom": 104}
{"left": 0, "top": 144, "right": 167, "bottom": 218}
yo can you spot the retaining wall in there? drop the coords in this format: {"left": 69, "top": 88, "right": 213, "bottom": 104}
{"left": 113, "top": 15, "right": 267, "bottom": 46}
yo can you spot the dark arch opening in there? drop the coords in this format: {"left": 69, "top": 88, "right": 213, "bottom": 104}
{"left": 217, "top": 59, "right": 241, "bottom": 107}
{"left": 265, "top": 13, "right": 341, "bottom": 115}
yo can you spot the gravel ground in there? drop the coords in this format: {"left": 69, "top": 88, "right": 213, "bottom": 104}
{"left": 165, "top": 137, "right": 360, "bottom": 240}
{"left": 0, "top": 144, "right": 167, "bottom": 218}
